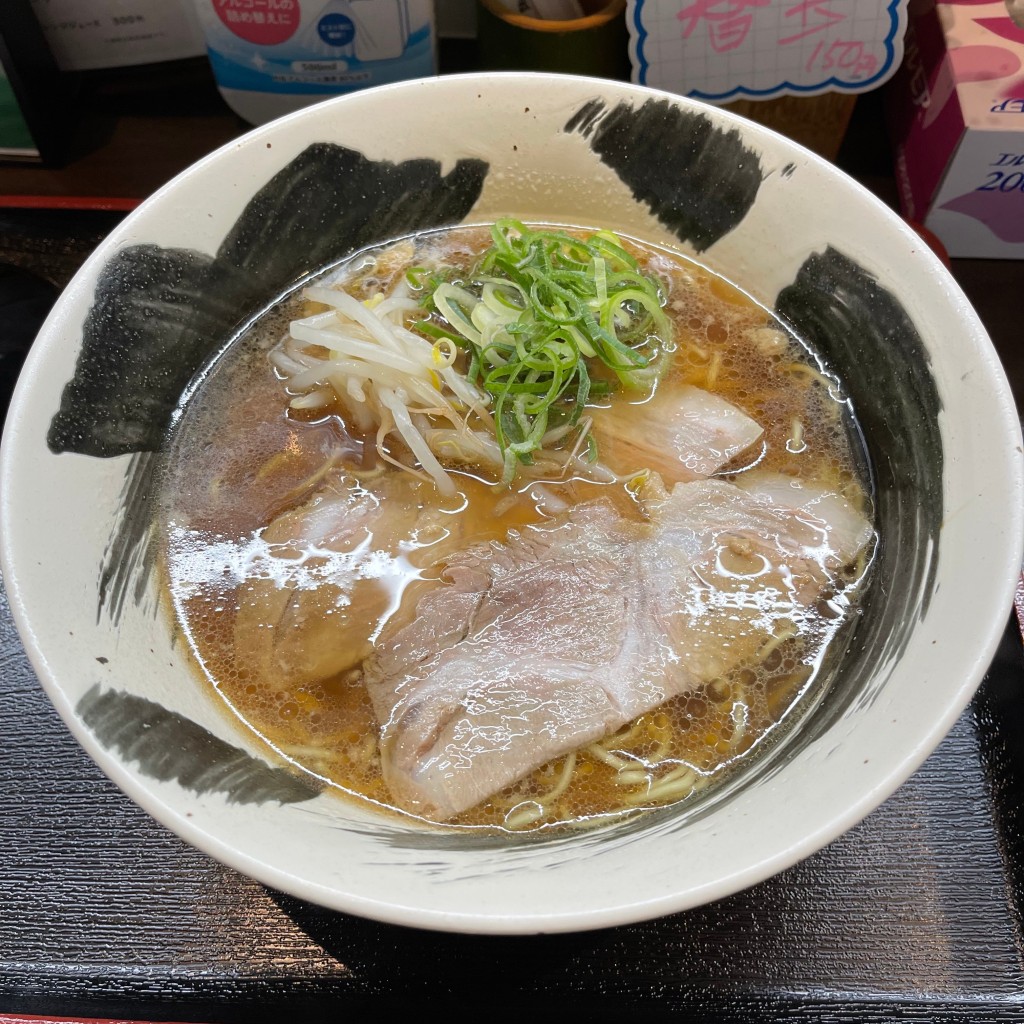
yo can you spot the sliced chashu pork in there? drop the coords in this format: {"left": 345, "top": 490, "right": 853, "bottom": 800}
{"left": 364, "top": 472, "right": 873, "bottom": 820}
{"left": 233, "top": 385, "right": 760, "bottom": 691}
{"left": 233, "top": 471, "right": 454, "bottom": 688}
{"left": 590, "top": 384, "right": 764, "bottom": 483}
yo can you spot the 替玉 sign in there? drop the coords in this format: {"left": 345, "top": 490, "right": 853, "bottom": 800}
{"left": 627, "top": 0, "right": 908, "bottom": 100}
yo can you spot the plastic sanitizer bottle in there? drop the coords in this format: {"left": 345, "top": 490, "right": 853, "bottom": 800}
{"left": 191, "top": 0, "right": 436, "bottom": 125}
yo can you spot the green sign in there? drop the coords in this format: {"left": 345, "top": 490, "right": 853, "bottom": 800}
{"left": 0, "top": 63, "right": 39, "bottom": 158}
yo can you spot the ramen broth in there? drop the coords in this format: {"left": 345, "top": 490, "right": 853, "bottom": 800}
{"left": 160, "top": 224, "right": 874, "bottom": 832}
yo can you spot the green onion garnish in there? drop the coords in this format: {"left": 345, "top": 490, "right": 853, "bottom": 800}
{"left": 417, "top": 220, "right": 672, "bottom": 477}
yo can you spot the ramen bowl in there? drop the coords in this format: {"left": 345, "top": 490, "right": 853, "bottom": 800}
{"left": 1, "top": 73, "right": 1021, "bottom": 934}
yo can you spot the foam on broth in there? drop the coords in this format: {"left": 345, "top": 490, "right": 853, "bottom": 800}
{"left": 159, "top": 224, "right": 874, "bottom": 832}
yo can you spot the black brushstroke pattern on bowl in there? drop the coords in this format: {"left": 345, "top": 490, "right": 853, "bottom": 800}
{"left": 33, "top": 103, "right": 943, "bottom": 827}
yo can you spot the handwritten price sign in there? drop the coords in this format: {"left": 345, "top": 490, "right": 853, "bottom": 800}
{"left": 627, "top": 0, "right": 907, "bottom": 101}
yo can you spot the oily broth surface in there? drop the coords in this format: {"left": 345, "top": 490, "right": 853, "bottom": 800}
{"left": 160, "top": 224, "right": 872, "bottom": 832}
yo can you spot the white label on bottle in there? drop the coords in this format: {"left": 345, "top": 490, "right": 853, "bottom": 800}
{"left": 193, "top": 0, "right": 435, "bottom": 96}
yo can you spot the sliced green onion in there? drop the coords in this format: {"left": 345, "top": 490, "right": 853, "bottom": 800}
{"left": 593, "top": 256, "right": 607, "bottom": 307}
{"left": 415, "top": 221, "right": 673, "bottom": 471}
{"left": 434, "top": 283, "right": 483, "bottom": 346}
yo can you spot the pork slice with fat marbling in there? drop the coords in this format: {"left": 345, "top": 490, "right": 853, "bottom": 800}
{"left": 232, "top": 471, "right": 456, "bottom": 689}
{"left": 589, "top": 384, "right": 764, "bottom": 483}
{"left": 364, "top": 475, "right": 873, "bottom": 821}
{"left": 363, "top": 501, "right": 691, "bottom": 820}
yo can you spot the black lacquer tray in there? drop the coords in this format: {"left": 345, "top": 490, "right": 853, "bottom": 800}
{"left": 2, "top": 172, "right": 1024, "bottom": 1021}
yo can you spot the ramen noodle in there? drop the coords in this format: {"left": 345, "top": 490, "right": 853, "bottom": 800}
{"left": 160, "top": 222, "right": 875, "bottom": 832}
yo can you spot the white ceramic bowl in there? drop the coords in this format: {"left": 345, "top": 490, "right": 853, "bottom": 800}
{"left": 2, "top": 73, "right": 1021, "bottom": 934}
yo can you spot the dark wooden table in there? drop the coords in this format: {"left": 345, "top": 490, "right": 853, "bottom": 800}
{"left": 1, "top": 69, "right": 1023, "bottom": 1023}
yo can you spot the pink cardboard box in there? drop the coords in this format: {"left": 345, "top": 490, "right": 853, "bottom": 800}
{"left": 889, "top": 0, "right": 1024, "bottom": 258}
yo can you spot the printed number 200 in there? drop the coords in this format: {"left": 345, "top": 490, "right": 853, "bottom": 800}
{"left": 978, "top": 171, "right": 1024, "bottom": 191}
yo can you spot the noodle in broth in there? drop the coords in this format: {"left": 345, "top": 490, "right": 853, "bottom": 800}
{"left": 160, "top": 223, "right": 875, "bottom": 832}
